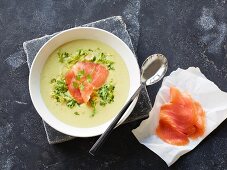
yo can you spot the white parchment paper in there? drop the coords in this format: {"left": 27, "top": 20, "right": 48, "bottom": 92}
{"left": 132, "top": 67, "right": 227, "bottom": 166}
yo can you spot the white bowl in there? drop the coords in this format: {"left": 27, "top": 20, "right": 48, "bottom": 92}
{"left": 29, "top": 27, "right": 140, "bottom": 137}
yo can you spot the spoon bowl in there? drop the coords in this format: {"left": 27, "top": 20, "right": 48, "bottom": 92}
{"left": 141, "top": 54, "right": 168, "bottom": 85}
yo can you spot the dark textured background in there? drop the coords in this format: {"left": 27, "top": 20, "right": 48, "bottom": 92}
{"left": 0, "top": 0, "right": 227, "bottom": 169}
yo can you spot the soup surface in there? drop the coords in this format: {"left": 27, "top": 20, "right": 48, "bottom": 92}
{"left": 41, "top": 39, "right": 130, "bottom": 128}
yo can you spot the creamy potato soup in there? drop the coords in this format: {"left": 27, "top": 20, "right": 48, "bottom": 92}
{"left": 40, "top": 39, "right": 130, "bottom": 128}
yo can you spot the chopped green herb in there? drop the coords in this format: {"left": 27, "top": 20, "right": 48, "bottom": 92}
{"left": 91, "top": 56, "right": 96, "bottom": 62}
{"left": 57, "top": 48, "right": 115, "bottom": 70}
{"left": 74, "top": 111, "right": 80, "bottom": 115}
{"left": 79, "top": 83, "right": 84, "bottom": 91}
{"left": 55, "top": 79, "right": 68, "bottom": 93}
{"left": 76, "top": 69, "right": 85, "bottom": 80}
{"left": 66, "top": 55, "right": 82, "bottom": 65}
{"left": 98, "top": 81, "right": 115, "bottom": 106}
{"left": 87, "top": 74, "right": 92, "bottom": 83}
{"left": 78, "top": 49, "right": 88, "bottom": 56}
{"left": 106, "top": 61, "right": 115, "bottom": 70}
{"left": 66, "top": 99, "right": 76, "bottom": 108}
{"left": 51, "top": 77, "right": 79, "bottom": 108}
{"left": 93, "top": 52, "right": 115, "bottom": 70}
{"left": 76, "top": 76, "right": 81, "bottom": 81}
{"left": 50, "top": 78, "right": 56, "bottom": 84}
{"left": 57, "top": 51, "right": 70, "bottom": 63}
{"left": 73, "top": 81, "right": 79, "bottom": 88}
{"left": 89, "top": 97, "right": 97, "bottom": 116}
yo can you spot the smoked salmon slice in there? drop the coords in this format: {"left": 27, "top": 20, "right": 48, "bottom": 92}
{"left": 156, "top": 118, "right": 189, "bottom": 146}
{"left": 72, "top": 62, "right": 109, "bottom": 89}
{"left": 156, "top": 87, "right": 206, "bottom": 146}
{"left": 65, "top": 62, "right": 109, "bottom": 104}
{"left": 65, "top": 70, "right": 84, "bottom": 104}
{"left": 189, "top": 101, "right": 206, "bottom": 139}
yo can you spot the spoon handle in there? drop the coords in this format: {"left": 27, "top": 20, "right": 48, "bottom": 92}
{"left": 89, "top": 84, "right": 143, "bottom": 156}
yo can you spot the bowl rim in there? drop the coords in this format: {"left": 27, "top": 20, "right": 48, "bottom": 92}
{"left": 29, "top": 27, "right": 140, "bottom": 137}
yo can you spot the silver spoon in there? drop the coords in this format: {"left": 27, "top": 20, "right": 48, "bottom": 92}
{"left": 89, "top": 54, "right": 168, "bottom": 156}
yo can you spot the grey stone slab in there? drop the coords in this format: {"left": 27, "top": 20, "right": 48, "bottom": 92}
{"left": 24, "top": 16, "right": 151, "bottom": 144}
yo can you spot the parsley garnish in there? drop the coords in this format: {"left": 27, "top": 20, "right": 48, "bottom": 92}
{"left": 57, "top": 48, "right": 115, "bottom": 70}
{"left": 74, "top": 112, "right": 80, "bottom": 115}
{"left": 76, "top": 69, "right": 85, "bottom": 80}
{"left": 89, "top": 97, "right": 97, "bottom": 116}
{"left": 66, "top": 99, "right": 77, "bottom": 108}
{"left": 79, "top": 84, "right": 85, "bottom": 91}
{"left": 73, "top": 81, "right": 79, "bottom": 88}
{"left": 57, "top": 51, "right": 70, "bottom": 63}
{"left": 50, "top": 78, "right": 56, "bottom": 84}
{"left": 92, "top": 52, "right": 115, "bottom": 70}
{"left": 98, "top": 81, "right": 115, "bottom": 106}
{"left": 87, "top": 74, "right": 92, "bottom": 83}
{"left": 51, "top": 77, "right": 79, "bottom": 108}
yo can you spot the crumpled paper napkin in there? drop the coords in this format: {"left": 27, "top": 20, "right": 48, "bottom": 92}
{"left": 132, "top": 67, "right": 227, "bottom": 166}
